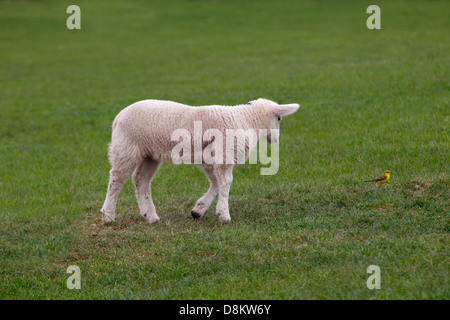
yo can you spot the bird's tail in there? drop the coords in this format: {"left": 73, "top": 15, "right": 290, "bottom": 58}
{"left": 364, "top": 180, "right": 374, "bottom": 183}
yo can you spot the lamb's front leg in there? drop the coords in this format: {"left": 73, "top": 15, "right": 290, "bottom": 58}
{"left": 192, "top": 165, "right": 218, "bottom": 219}
{"left": 214, "top": 165, "right": 234, "bottom": 224}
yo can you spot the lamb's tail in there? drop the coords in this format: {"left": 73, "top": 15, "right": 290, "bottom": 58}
{"left": 112, "top": 118, "right": 119, "bottom": 131}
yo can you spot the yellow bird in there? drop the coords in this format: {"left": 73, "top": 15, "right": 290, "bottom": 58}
{"left": 365, "top": 170, "right": 391, "bottom": 185}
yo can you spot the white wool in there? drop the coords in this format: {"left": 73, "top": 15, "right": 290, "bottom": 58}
{"left": 101, "top": 98, "right": 299, "bottom": 224}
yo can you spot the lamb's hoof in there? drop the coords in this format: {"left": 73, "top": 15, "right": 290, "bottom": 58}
{"left": 191, "top": 210, "right": 202, "bottom": 219}
{"left": 102, "top": 213, "right": 115, "bottom": 224}
{"left": 219, "top": 215, "right": 231, "bottom": 224}
{"left": 147, "top": 218, "right": 160, "bottom": 225}
{"left": 142, "top": 213, "right": 160, "bottom": 225}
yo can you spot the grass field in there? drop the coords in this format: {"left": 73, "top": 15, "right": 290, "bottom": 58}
{"left": 0, "top": 0, "right": 448, "bottom": 299}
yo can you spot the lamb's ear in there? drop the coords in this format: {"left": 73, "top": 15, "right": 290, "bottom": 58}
{"left": 272, "top": 103, "right": 300, "bottom": 116}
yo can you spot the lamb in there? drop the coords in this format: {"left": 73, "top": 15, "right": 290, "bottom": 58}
{"left": 101, "top": 98, "right": 300, "bottom": 224}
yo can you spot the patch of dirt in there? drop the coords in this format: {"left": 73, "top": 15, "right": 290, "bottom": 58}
{"left": 377, "top": 203, "right": 393, "bottom": 211}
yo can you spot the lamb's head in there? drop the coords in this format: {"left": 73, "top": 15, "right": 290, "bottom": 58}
{"left": 247, "top": 98, "right": 300, "bottom": 144}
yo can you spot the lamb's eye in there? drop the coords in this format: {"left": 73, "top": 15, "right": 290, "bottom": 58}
{"left": 277, "top": 117, "right": 281, "bottom": 121}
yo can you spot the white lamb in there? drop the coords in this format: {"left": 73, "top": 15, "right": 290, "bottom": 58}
{"left": 101, "top": 98, "right": 299, "bottom": 224}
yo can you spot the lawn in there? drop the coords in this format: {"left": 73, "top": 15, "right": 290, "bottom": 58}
{"left": 0, "top": 0, "right": 448, "bottom": 299}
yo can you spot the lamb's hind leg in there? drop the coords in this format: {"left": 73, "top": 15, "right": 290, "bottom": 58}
{"left": 191, "top": 165, "right": 218, "bottom": 219}
{"left": 101, "top": 162, "right": 137, "bottom": 224}
{"left": 133, "top": 158, "right": 161, "bottom": 224}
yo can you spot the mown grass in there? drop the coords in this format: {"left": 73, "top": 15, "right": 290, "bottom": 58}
{"left": 0, "top": 0, "right": 448, "bottom": 299}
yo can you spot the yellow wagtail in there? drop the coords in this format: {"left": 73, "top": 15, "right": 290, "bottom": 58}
{"left": 365, "top": 170, "right": 391, "bottom": 185}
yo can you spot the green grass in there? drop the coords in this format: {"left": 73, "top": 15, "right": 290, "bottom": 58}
{"left": 0, "top": 0, "right": 448, "bottom": 299}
